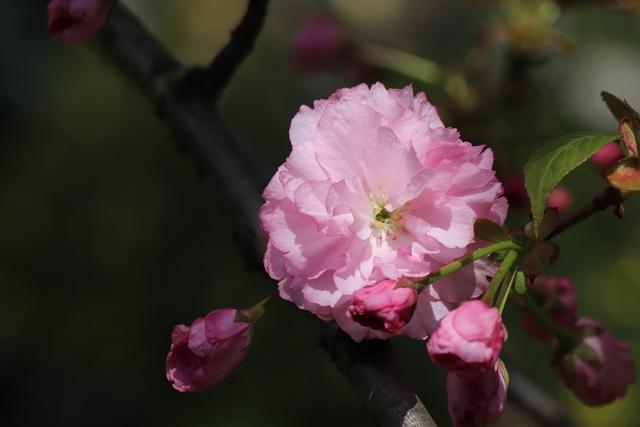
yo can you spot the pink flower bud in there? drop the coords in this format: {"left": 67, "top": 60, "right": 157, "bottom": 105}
{"left": 501, "top": 172, "right": 529, "bottom": 211}
{"left": 591, "top": 142, "right": 623, "bottom": 168}
{"left": 520, "top": 276, "right": 577, "bottom": 342}
{"left": 346, "top": 279, "right": 417, "bottom": 333}
{"left": 166, "top": 309, "right": 252, "bottom": 392}
{"left": 290, "top": 16, "right": 348, "bottom": 70}
{"left": 447, "top": 360, "right": 508, "bottom": 427}
{"left": 553, "top": 318, "right": 636, "bottom": 406}
{"left": 546, "top": 186, "right": 573, "bottom": 213}
{"left": 48, "top": 0, "right": 112, "bottom": 44}
{"left": 428, "top": 300, "right": 504, "bottom": 375}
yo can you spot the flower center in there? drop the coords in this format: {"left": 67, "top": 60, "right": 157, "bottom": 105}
{"left": 371, "top": 199, "right": 404, "bottom": 240}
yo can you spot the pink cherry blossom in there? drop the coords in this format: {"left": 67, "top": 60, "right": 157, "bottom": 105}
{"left": 591, "top": 142, "right": 623, "bottom": 168}
{"left": 520, "top": 276, "right": 577, "bottom": 342}
{"left": 290, "top": 16, "right": 347, "bottom": 70}
{"left": 347, "top": 279, "right": 417, "bottom": 332}
{"left": 553, "top": 317, "right": 636, "bottom": 406}
{"left": 447, "top": 360, "right": 508, "bottom": 427}
{"left": 427, "top": 300, "right": 504, "bottom": 375}
{"left": 260, "top": 83, "right": 508, "bottom": 341}
{"left": 166, "top": 309, "right": 252, "bottom": 392}
{"left": 48, "top": 0, "right": 112, "bottom": 44}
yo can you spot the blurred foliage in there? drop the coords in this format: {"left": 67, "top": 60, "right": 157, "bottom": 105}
{"left": 1, "top": 0, "right": 639, "bottom": 426}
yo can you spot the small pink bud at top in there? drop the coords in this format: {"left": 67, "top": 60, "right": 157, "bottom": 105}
{"left": 346, "top": 279, "right": 417, "bottom": 333}
{"left": 501, "top": 172, "right": 529, "bottom": 211}
{"left": 428, "top": 300, "right": 505, "bottom": 375}
{"left": 447, "top": 360, "right": 508, "bottom": 427}
{"left": 290, "top": 16, "right": 348, "bottom": 70}
{"left": 591, "top": 142, "right": 623, "bottom": 169}
{"left": 48, "top": 0, "right": 112, "bottom": 44}
{"left": 546, "top": 186, "right": 573, "bottom": 213}
{"left": 520, "top": 276, "right": 577, "bottom": 342}
{"left": 553, "top": 318, "right": 636, "bottom": 406}
{"left": 166, "top": 309, "right": 252, "bottom": 392}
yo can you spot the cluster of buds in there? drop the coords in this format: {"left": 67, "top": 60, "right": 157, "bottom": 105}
{"left": 428, "top": 301, "right": 508, "bottom": 426}
{"left": 346, "top": 281, "right": 510, "bottom": 426}
{"left": 518, "top": 276, "right": 636, "bottom": 406}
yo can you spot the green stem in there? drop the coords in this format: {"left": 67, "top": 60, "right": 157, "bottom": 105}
{"left": 236, "top": 295, "right": 273, "bottom": 324}
{"left": 522, "top": 292, "right": 577, "bottom": 346}
{"left": 495, "top": 266, "right": 518, "bottom": 314}
{"left": 482, "top": 249, "right": 519, "bottom": 305}
{"left": 416, "top": 240, "right": 520, "bottom": 291}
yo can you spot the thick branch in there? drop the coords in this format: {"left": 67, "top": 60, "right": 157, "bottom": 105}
{"left": 546, "top": 187, "right": 622, "bottom": 240}
{"left": 98, "top": 5, "right": 181, "bottom": 101}
{"left": 97, "top": 4, "right": 436, "bottom": 426}
{"left": 318, "top": 323, "right": 438, "bottom": 427}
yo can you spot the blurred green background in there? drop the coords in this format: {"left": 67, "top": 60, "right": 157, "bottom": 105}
{"left": 1, "top": 1, "right": 639, "bottom": 426}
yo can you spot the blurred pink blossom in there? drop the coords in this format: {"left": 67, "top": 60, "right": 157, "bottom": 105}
{"left": 546, "top": 186, "right": 573, "bottom": 213}
{"left": 48, "top": 0, "right": 112, "bottom": 44}
{"left": 447, "top": 360, "right": 508, "bottom": 427}
{"left": 428, "top": 300, "right": 504, "bottom": 375}
{"left": 553, "top": 318, "right": 636, "bottom": 406}
{"left": 290, "top": 16, "right": 348, "bottom": 70}
{"left": 347, "top": 279, "right": 417, "bottom": 333}
{"left": 259, "top": 83, "right": 508, "bottom": 341}
{"left": 166, "top": 309, "right": 252, "bottom": 392}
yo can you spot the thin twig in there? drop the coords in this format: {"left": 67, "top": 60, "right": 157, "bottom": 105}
{"left": 201, "top": 0, "right": 269, "bottom": 102}
{"left": 546, "top": 187, "right": 622, "bottom": 240}
{"left": 96, "top": 3, "right": 437, "bottom": 426}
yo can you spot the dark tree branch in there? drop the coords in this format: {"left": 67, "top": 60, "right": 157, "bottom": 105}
{"left": 317, "top": 323, "right": 438, "bottom": 427}
{"left": 98, "top": 5, "right": 181, "bottom": 101}
{"left": 96, "top": 3, "right": 437, "bottom": 426}
{"left": 546, "top": 187, "right": 622, "bottom": 241}
{"left": 200, "top": 0, "right": 269, "bottom": 102}
{"left": 99, "top": 4, "right": 266, "bottom": 270}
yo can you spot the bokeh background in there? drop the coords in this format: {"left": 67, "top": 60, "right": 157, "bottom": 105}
{"left": 1, "top": 1, "right": 639, "bottom": 426}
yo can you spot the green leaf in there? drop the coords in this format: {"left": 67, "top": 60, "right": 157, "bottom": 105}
{"left": 474, "top": 219, "right": 510, "bottom": 243}
{"left": 524, "top": 133, "right": 617, "bottom": 236}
